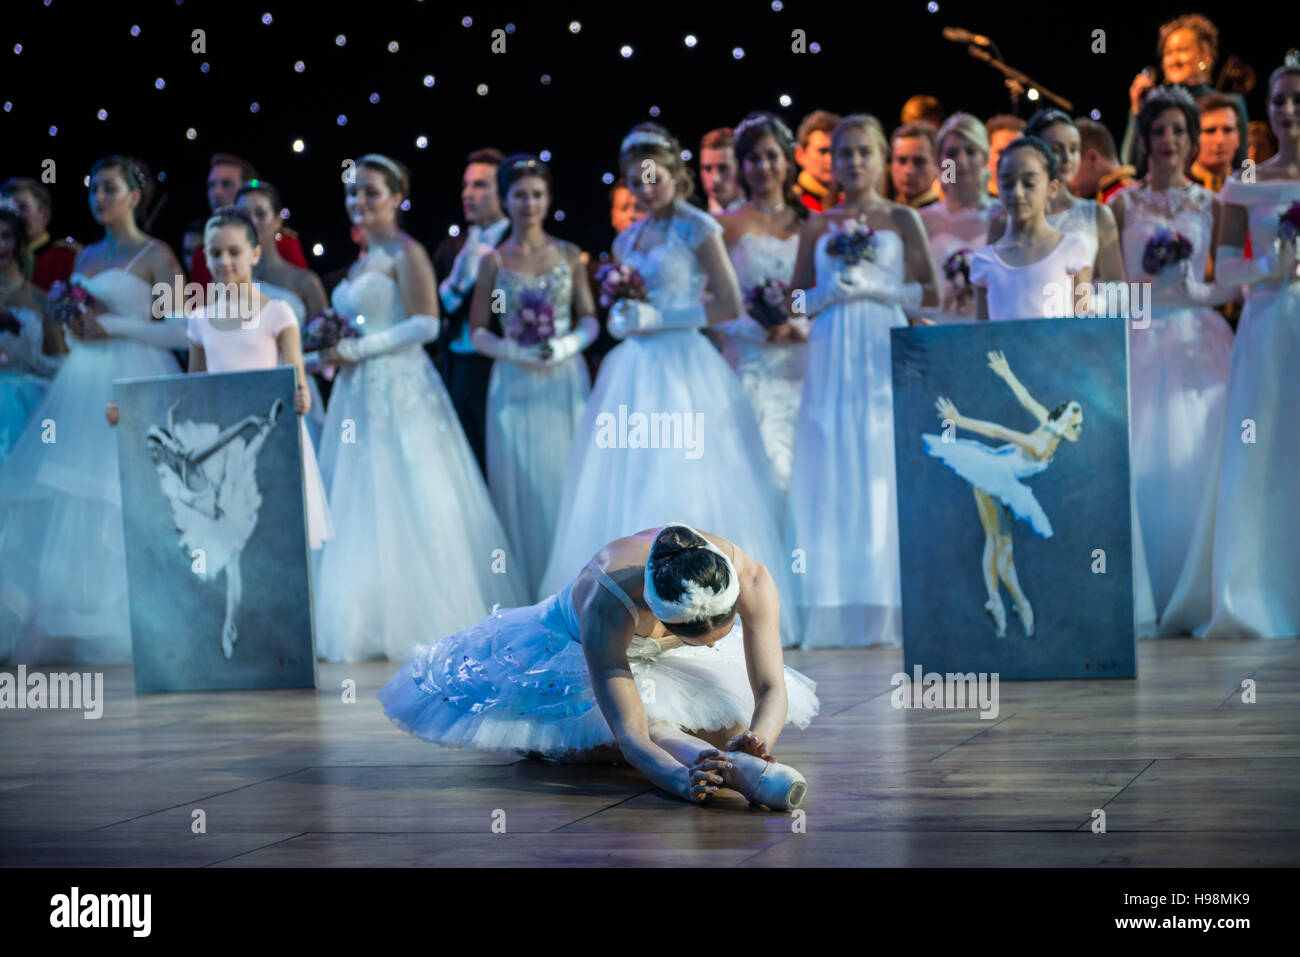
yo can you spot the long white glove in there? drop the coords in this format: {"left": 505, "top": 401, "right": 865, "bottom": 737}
{"left": 470, "top": 326, "right": 547, "bottom": 367}
{"left": 334, "top": 314, "right": 440, "bottom": 361}
{"left": 544, "top": 315, "right": 599, "bottom": 363}
{"left": 607, "top": 300, "right": 708, "bottom": 338}
{"left": 439, "top": 227, "right": 493, "bottom": 314}
{"left": 1213, "top": 243, "right": 1293, "bottom": 287}
{"left": 796, "top": 270, "right": 922, "bottom": 317}
{"left": 2, "top": 307, "right": 63, "bottom": 376}
{"left": 1171, "top": 259, "right": 1239, "bottom": 307}
{"left": 95, "top": 313, "right": 190, "bottom": 349}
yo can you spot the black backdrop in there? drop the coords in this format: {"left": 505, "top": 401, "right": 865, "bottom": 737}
{"left": 1, "top": 0, "right": 1281, "bottom": 275}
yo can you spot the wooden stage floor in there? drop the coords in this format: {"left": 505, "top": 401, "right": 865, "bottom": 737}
{"left": 2, "top": 638, "right": 1297, "bottom": 867}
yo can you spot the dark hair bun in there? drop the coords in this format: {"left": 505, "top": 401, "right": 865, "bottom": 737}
{"left": 647, "top": 525, "right": 735, "bottom": 638}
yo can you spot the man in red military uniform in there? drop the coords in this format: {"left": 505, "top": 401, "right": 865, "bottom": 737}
{"left": 187, "top": 153, "right": 307, "bottom": 283}
{"left": 1, "top": 177, "right": 81, "bottom": 291}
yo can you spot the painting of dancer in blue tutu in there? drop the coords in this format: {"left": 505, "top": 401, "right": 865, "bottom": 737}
{"left": 921, "top": 350, "right": 1083, "bottom": 638}
{"left": 145, "top": 396, "right": 284, "bottom": 659}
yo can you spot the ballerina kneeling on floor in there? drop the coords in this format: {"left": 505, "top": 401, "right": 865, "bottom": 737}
{"left": 379, "top": 523, "right": 820, "bottom": 809}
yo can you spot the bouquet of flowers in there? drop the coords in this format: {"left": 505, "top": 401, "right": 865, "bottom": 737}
{"left": 1278, "top": 201, "right": 1300, "bottom": 243}
{"left": 826, "top": 219, "right": 877, "bottom": 266}
{"left": 594, "top": 262, "right": 649, "bottom": 309}
{"left": 745, "top": 279, "right": 792, "bottom": 329}
{"left": 505, "top": 289, "right": 556, "bottom": 360}
{"left": 46, "top": 279, "right": 97, "bottom": 326}
{"left": 943, "top": 248, "right": 974, "bottom": 308}
{"left": 1141, "top": 226, "right": 1193, "bottom": 277}
{"left": 301, "top": 309, "right": 361, "bottom": 353}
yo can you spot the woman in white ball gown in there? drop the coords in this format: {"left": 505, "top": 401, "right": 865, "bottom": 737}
{"left": 538, "top": 124, "right": 800, "bottom": 647}
{"left": 0, "top": 156, "right": 186, "bottom": 665}
{"left": 313, "top": 154, "right": 526, "bottom": 661}
{"left": 381, "top": 523, "right": 818, "bottom": 809}
{"left": 716, "top": 112, "right": 809, "bottom": 494}
{"left": 1171, "top": 60, "right": 1300, "bottom": 639}
{"left": 786, "top": 114, "right": 941, "bottom": 648}
{"left": 469, "top": 155, "right": 597, "bottom": 599}
{"left": 1108, "top": 88, "right": 1247, "bottom": 635}
{"left": 922, "top": 351, "right": 1084, "bottom": 637}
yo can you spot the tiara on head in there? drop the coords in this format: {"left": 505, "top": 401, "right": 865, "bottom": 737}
{"left": 0, "top": 195, "right": 21, "bottom": 216}
{"left": 1285, "top": 48, "right": 1300, "bottom": 69}
{"left": 643, "top": 521, "right": 741, "bottom": 625}
{"left": 620, "top": 130, "right": 674, "bottom": 153}
{"left": 509, "top": 157, "right": 542, "bottom": 170}
{"left": 358, "top": 153, "right": 407, "bottom": 187}
{"left": 735, "top": 114, "right": 793, "bottom": 145}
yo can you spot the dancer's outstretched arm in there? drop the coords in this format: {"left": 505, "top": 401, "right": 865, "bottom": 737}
{"left": 986, "top": 351, "right": 1049, "bottom": 426}
{"left": 936, "top": 397, "right": 1042, "bottom": 456}
{"left": 578, "top": 596, "right": 697, "bottom": 802}
{"left": 191, "top": 410, "right": 275, "bottom": 466}
{"left": 732, "top": 551, "right": 789, "bottom": 756}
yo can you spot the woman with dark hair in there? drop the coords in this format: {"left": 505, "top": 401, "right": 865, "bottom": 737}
{"left": 1109, "top": 87, "right": 1246, "bottom": 636}
{"left": 380, "top": 523, "right": 818, "bottom": 809}
{"left": 1170, "top": 56, "right": 1300, "bottom": 640}
{"left": 990, "top": 110, "right": 1124, "bottom": 284}
{"left": 716, "top": 111, "right": 809, "bottom": 493}
{"left": 537, "top": 124, "right": 801, "bottom": 647}
{"left": 312, "top": 153, "right": 527, "bottom": 661}
{"left": 0, "top": 200, "right": 61, "bottom": 466}
{"left": 468, "top": 154, "right": 599, "bottom": 597}
{"left": 0, "top": 156, "right": 186, "bottom": 666}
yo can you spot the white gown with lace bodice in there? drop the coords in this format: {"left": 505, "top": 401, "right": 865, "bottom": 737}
{"left": 484, "top": 255, "right": 591, "bottom": 598}
{"left": 786, "top": 227, "right": 909, "bottom": 648}
{"left": 1047, "top": 198, "right": 1100, "bottom": 271}
{"left": 920, "top": 199, "right": 999, "bottom": 318}
{"left": 1114, "top": 183, "right": 1234, "bottom": 635}
{"left": 313, "top": 253, "right": 527, "bottom": 661}
{"left": 1169, "top": 177, "right": 1300, "bottom": 639}
{"left": 537, "top": 200, "right": 801, "bottom": 646}
{"left": 0, "top": 268, "right": 182, "bottom": 664}
{"left": 721, "top": 232, "right": 806, "bottom": 492}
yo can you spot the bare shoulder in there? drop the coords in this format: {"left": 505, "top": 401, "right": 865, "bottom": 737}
{"left": 888, "top": 201, "right": 926, "bottom": 234}
{"left": 397, "top": 233, "right": 434, "bottom": 267}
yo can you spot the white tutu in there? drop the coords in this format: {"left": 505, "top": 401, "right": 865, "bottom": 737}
{"left": 378, "top": 581, "right": 819, "bottom": 757}
{"left": 537, "top": 330, "right": 801, "bottom": 647}
{"left": 786, "top": 230, "right": 907, "bottom": 647}
{"left": 0, "top": 270, "right": 182, "bottom": 664}
{"left": 922, "top": 435, "right": 1053, "bottom": 537}
{"left": 314, "top": 271, "right": 527, "bottom": 661}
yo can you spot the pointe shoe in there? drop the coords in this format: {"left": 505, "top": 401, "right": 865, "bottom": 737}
{"left": 725, "top": 751, "right": 808, "bottom": 810}
{"left": 984, "top": 597, "right": 1007, "bottom": 637}
{"left": 1013, "top": 596, "right": 1034, "bottom": 637}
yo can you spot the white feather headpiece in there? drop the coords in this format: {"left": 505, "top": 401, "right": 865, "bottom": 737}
{"left": 643, "top": 522, "right": 740, "bottom": 624}
{"left": 1044, "top": 400, "right": 1082, "bottom": 437}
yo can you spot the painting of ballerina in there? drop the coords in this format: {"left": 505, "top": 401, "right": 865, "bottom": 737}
{"left": 891, "top": 318, "right": 1136, "bottom": 679}
{"left": 114, "top": 368, "right": 318, "bottom": 691}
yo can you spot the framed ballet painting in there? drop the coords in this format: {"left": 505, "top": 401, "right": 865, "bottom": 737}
{"left": 113, "top": 367, "right": 318, "bottom": 692}
{"left": 890, "top": 318, "right": 1137, "bottom": 679}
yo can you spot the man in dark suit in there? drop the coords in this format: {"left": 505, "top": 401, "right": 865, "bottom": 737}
{"left": 428, "top": 148, "right": 509, "bottom": 477}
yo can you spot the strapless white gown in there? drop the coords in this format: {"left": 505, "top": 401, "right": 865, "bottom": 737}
{"left": 720, "top": 232, "right": 806, "bottom": 493}
{"left": 1167, "top": 178, "right": 1300, "bottom": 639}
{"left": 313, "top": 262, "right": 528, "bottom": 661}
{"left": 0, "top": 270, "right": 182, "bottom": 664}
{"left": 786, "top": 228, "right": 908, "bottom": 648}
{"left": 537, "top": 200, "right": 801, "bottom": 647}
{"left": 919, "top": 200, "right": 998, "bottom": 320}
{"left": 378, "top": 559, "right": 819, "bottom": 756}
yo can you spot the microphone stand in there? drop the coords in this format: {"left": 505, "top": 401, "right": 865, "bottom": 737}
{"left": 966, "top": 44, "right": 1073, "bottom": 114}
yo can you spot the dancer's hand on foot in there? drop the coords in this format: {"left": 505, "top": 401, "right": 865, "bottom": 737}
{"left": 686, "top": 749, "right": 732, "bottom": 802}
{"left": 725, "top": 730, "right": 776, "bottom": 762}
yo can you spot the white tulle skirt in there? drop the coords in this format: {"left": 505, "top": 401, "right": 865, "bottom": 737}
{"left": 0, "top": 339, "right": 181, "bottom": 664}
{"left": 1127, "top": 309, "right": 1233, "bottom": 635}
{"left": 378, "top": 590, "right": 820, "bottom": 757}
{"left": 1166, "top": 284, "right": 1299, "bottom": 638}
{"left": 720, "top": 315, "right": 809, "bottom": 494}
{"left": 485, "top": 354, "right": 590, "bottom": 600}
{"left": 537, "top": 329, "right": 801, "bottom": 647}
{"left": 786, "top": 297, "right": 907, "bottom": 648}
{"left": 313, "top": 347, "right": 528, "bottom": 662}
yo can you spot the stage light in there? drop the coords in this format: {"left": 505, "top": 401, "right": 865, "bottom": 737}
{"left": 261, "top": 13, "right": 272, "bottom": 25}
{"left": 416, "top": 136, "right": 429, "bottom": 149}
{"left": 200, "top": 62, "right": 210, "bottom": 73}
{"left": 294, "top": 60, "right": 305, "bottom": 72}
{"left": 250, "top": 102, "right": 260, "bottom": 113}
{"left": 569, "top": 21, "right": 581, "bottom": 33}
{"left": 540, "top": 150, "right": 552, "bottom": 161}
{"left": 449, "top": 225, "right": 461, "bottom": 237}
{"left": 337, "top": 114, "right": 347, "bottom": 125}
{"left": 810, "top": 42, "right": 821, "bottom": 53}
{"left": 155, "top": 77, "right": 166, "bottom": 89}
{"left": 601, "top": 173, "right": 614, "bottom": 184}
{"left": 1027, "top": 88, "right": 1040, "bottom": 101}
{"left": 369, "top": 92, "right": 380, "bottom": 103}
{"left": 13, "top": 44, "right": 22, "bottom": 54}
{"left": 649, "top": 105, "right": 660, "bottom": 117}
{"left": 312, "top": 243, "right": 324, "bottom": 256}
{"left": 779, "top": 94, "right": 792, "bottom": 107}
{"left": 186, "top": 128, "right": 197, "bottom": 140}
{"left": 684, "top": 35, "right": 697, "bottom": 47}
{"left": 1090, "top": 109, "right": 1101, "bottom": 120}
{"left": 48, "top": 125, "right": 57, "bottom": 136}
{"left": 476, "top": 83, "right": 488, "bottom": 95}
{"left": 292, "top": 138, "right": 305, "bottom": 152}
{"left": 423, "top": 75, "right": 435, "bottom": 87}
{"left": 462, "top": 16, "right": 472, "bottom": 27}
{"left": 554, "top": 210, "right": 566, "bottom": 221}
{"left": 540, "top": 74, "right": 551, "bottom": 85}
{"left": 130, "top": 25, "right": 140, "bottom": 37}
{"left": 620, "top": 45, "right": 633, "bottom": 58}
{"left": 733, "top": 47, "right": 745, "bottom": 59}
{"left": 680, "top": 149, "right": 693, "bottom": 161}
{"left": 388, "top": 41, "right": 399, "bottom": 53}
{"left": 97, "top": 108, "right": 108, "bottom": 120}
{"left": 336, "top": 35, "right": 346, "bottom": 46}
